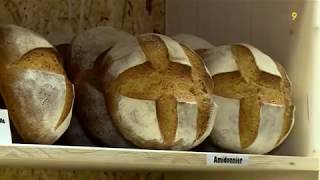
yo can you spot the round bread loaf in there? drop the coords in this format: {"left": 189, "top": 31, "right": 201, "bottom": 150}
{"left": 71, "top": 26, "right": 134, "bottom": 147}
{"left": 173, "top": 34, "right": 214, "bottom": 55}
{"left": 0, "top": 24, "right": 74, "bottom": 144}
{"left": 103, "top": 33, "right": 217, "bottom": 150}
{"left": 204, "top": 44, "right": 294, "bottom": 154}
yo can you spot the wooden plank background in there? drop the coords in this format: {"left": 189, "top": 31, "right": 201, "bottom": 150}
{"left": 0, "top": 0, "right": 165, "bottom": 37}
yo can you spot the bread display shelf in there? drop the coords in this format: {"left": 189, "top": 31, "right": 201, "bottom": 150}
{"left": 0, "top": 144, "right": 317, "bottom": 172}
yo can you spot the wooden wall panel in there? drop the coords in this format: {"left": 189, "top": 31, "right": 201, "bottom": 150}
{"left": 0, "top": 0, "right": 165, "bottom": 38}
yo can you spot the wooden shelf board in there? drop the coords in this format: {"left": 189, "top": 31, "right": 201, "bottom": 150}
{"left": 0, "top": 144, "right": 317, "bottom": 172}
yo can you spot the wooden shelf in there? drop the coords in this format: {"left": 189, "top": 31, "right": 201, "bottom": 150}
{"left": 0, "top": 144, "right": 318, "bottom": 172}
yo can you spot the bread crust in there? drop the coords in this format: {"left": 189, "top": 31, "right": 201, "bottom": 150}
{"left": 205, "top": 44, "right": 294, "bottom": 154}
{"left": 0, "top": 25, "right": 73, "bottom": 144}
{"left": 104, "top": 34, "right": 216, "bottom": 150}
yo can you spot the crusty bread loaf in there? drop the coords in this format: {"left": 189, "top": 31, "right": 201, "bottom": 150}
{"left": 203, "top": 44, "right": 294, "bottom": 154}
{"left": 173, "top": 34, "right": 214, "bottom": 55}
{"left": 0, "top": 24, "right": 74, "bottom": 144}
{"left": 71, "top": 26, "right": 134, "bottom": 147}
{"left": 103, "top": 33, "right": 217, "bottom": 150}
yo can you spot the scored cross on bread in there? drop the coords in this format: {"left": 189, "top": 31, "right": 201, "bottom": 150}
{"left": 0, "top": 25, "right": 74, "bottom": 144}
{"left": 204, "top": 44, "right": 294, "bottom": 154}
{"left": 104, "top": 34, "right": 216, "bottom": 150}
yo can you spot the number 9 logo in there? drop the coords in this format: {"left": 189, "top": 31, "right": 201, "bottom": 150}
{"left": 292, "top": 11, "right": 298, "bottom": 21}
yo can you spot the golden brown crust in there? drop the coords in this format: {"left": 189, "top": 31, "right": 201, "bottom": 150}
{"left": 0, "top": 25, "right": 73, "bottom": 144}
{"left": 10, "top": 48, "right": 65, "bottom": 75}
{"left": 213, "top": 45, "right": 285, "bottom": 148}
{"left": 108, "top": 49, "right": 194, "bottom": 146}
{"left": 105, "top": 34, "right": 214, "bottom": 149}
{"left": 238, "top": 96, "right": 261, "bottom": 148}
{"left": 181, "top": 46, "right": 214, "bottom": 139}
{"left": 156, "top": 95, "right": 178, "bottom": 146}
{"left": 137, "top": 35, "right": 177, "bottom": 146}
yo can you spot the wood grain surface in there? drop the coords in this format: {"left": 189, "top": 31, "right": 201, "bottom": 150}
{"left": 0, "top": 144, "right": 318, "bottom": 172}
{"left": 0, "top": 0, "right": 164, "bottom": 37}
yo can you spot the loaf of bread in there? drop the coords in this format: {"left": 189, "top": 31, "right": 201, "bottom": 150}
{"left": 203, "top": 44, "right": 294, "bottom": 154}
{"left": 173, "top": 34, "right": 214, "bottom": 55}
{"left": 0, "top": 24, "right": 74, "bottom": 144}
{"left": 70, "top": 26, "right": 134, "bottom": 147}
{"left": 103, "top": 33, "right": 217, "bottom": 150}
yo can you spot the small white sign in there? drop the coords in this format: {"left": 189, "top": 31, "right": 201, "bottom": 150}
{"left": 0, "top": 109, "right": 12, "bottom": 145}
{"left": 207, "top": 153, "right": 249, "bottom": 166}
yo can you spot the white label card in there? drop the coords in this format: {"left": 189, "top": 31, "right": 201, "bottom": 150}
{"left": 0, "top": 109, "right": 12, "bottom": 145}
{"left": 207, "top": 153, "right": 249, "bottom": 166}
